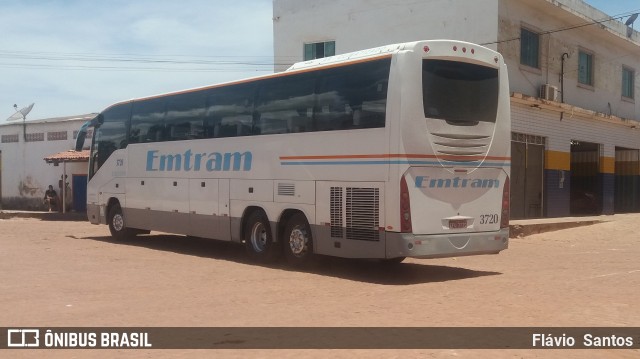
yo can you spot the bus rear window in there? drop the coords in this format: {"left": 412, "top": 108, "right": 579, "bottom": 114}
{"left": 422, "top": 59, "right": 498, "bottom": 125}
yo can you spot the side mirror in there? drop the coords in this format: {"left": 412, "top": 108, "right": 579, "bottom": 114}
{"left": 74, "top": 130, "right": 87, "bottom": 151}
{"left": 74, "top": 114, "right": 102, "bottom": 151}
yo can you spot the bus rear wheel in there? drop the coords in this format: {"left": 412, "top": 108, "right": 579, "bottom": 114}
{"left": 244, "top": 211, "right": 280, "bottom": 262}
{"left": 283, "top": 213, "right": 315, "bottom": 267}
{"left": 108, "top": 203, "right": 135, "bottom": 241}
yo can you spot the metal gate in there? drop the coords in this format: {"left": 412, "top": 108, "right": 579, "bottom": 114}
{"left": 615, "top": 147, "right": 640, "bottom": 213}
{"left": 511, "top": 133, "right": 545, "bottom": 219}
{"left": 570, "top": 140, "right": 601, "bottom": 215}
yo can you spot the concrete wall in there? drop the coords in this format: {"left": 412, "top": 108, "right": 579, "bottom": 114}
{"left": 0, "top": 117, "right": 93, "bottom": 210}
{"left": 498, "top": 0, "right": 640, "bottom": 121}
{"left": 273, "top": 0, "right": 500, "bottom": 71}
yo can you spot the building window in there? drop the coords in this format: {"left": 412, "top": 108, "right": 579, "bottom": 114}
{"left": 47, "top": 131, "right": 68, "bottom": 141}
{"left": 520, "top": 28, "right": 540, "bottom": 69}
{"left": 1, "top": 134, "right": 19, "bottom": 143}
{"left": 304, "top": 41, "right": 335, "bottom": 61}
{"left": 25, "top": 133, "right": 44, "bottom": 142}
{"left": 578, "top": 50, "right": 594, "bottom": 87}
{"left": 622, "top": 66, "right": 635, "bottom": 100}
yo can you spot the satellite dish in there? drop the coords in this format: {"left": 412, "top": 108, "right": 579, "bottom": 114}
{"left": 6, "top": 103, "right": 34, "bottom": 122}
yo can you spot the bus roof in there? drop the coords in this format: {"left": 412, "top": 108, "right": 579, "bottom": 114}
{"left": 286, "top": 43, "right": 403, "bottom": 71}
{"left": 285, "top": 39, "right": 497, "bottom": 71}
{"left": 104, "top": 39, "right": 494, "bottom": 111}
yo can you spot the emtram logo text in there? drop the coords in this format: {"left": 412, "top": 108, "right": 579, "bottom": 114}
{"left": 146, "top": 150, "right": 252, "bottom": 172}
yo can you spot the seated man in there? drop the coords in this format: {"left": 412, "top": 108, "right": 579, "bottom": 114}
{"left": 44, "top": 185, "right": 58, "bottom": 212}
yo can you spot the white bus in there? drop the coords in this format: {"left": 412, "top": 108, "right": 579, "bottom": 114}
{"left": 75, "top": 40, "right": 510, "bottom": 265}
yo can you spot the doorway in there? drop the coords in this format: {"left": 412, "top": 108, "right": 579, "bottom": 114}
{"left": 570, "top": 140, "right": 601, "bottom": 215}
{"left": 510, "top": 133, "right": 545, "bottom": 219}
{"left": 72, "top": 174, "right": 87, "bottom": 212}
{"left": 614, "top": 147, "right": 640, "bottom": 213}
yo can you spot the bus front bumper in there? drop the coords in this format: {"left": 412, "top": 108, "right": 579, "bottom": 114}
{"left": 386, "top": 228, "right": 509, "bottom": 259}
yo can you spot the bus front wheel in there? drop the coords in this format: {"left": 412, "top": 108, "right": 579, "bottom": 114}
{"left": 283, "top": 213, "right": 315, "bottom": 267}
{"left": 244, "top": 211, "right": 280, "bottom": 262}
{"left": 108, "top": 204, "right": 135, "bottom": 240}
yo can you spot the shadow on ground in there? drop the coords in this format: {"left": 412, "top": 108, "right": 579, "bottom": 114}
{"left": 79, "top": 233, "right": 502, "bottom": 286}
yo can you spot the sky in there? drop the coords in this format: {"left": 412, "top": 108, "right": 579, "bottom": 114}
{"left": 0, "top": 0, "right": 638, "bottom": 121}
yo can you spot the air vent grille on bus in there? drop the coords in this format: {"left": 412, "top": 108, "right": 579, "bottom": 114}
{"left": 330, "top": 187, "right": 343, "bottom": 238}
{"left": 278, "top": 183, "right": 295, "bottom": 196}
{"left": 346, "top": 187, "right": 380, "bottom": 241}
{"left": 431, "top": 132, "right": 492, "bottom": 159}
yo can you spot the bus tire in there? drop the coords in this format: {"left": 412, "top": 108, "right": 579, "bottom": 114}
{"left": 244, "top": 211, "right": 280, "bottom": 262}
{"left": 283, "top": 213, "right": 315, "bottom": 267}
{"left": 108, "top": 204, "right": 135, "bottom": 241}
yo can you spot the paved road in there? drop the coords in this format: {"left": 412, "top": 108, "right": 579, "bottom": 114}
{"left": 1, "top": 215, "right": 639, "bottom": 358}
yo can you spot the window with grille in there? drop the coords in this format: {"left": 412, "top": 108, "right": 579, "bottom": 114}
{"left": 520, "top": 28, "right": 540, "bottom": 69}
{"left": 1, "top": 134, "right": 19, "bottom": 143}
{"left": 25, "top": 133, "right": 44, "bottom": 142}
{"left": 622, "top": 66, "right": 635, "bottom": 99}
{"left": 47, "top": 131, "right": 68, "bottom": 141}
{"left": 578, "top": 50, "right": 594, "bottom": 87}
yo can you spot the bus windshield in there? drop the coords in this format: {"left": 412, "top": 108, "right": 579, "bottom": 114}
{"left": 422, "top": 59, "right": 498, "bottom": 125}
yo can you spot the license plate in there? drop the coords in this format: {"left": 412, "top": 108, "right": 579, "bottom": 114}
{"left": 449, "top": 219, "right": 467, "bottom": 229}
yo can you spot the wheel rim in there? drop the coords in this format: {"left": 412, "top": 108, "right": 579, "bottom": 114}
{"left": 250, "top": 222, "right": 268, "bottom": 252}
{"left": 289, "top": 226, "right": 309, "bottom": 257}
{"left": 112, "top": 213, "right": 124, "bottom": 232}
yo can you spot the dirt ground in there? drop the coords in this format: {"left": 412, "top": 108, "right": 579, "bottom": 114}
{"left": 1, "top": 214, "right": 640, "bottom": 358}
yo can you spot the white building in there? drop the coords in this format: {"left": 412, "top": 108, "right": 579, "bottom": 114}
{"left": 0, "top": 114, "right": 95, "bottom": 211}
{"left": 273, "top": 0, "right": 640, "bottom": 218}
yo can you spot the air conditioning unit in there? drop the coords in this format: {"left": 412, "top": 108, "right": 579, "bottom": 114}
{"left": 540, "top": 84, "right": 559, "bottom": 102}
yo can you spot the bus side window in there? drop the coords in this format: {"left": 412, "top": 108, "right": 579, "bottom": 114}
{"left": 316, "top": 78, "right": 352, "bottom": 131}
{"left": 94, "top": 103, "right": 131, "bottom": 171}
{"left": 202, "top": 117, "right": 219, "bottom": 139}
{"left": 256, "top": 74, "right": 315, "bottom": 135}
{"left": 164, "top": 92, "right": 206, "bottom": 141}
{"left": 316, "top": 58, "right": 390, "bottom": 131}
{"left": 130, "top": 98, "right": 167, "bottom": 144}
{"left": 168, "top": 122, "right": 191, "bottom": 141}
{"left": 146, "top": 124, "right": 165, "bottom": 142}
{"left": 358, "top": 80, "right": 388, "bottom": 128}
{"left": 288, "top": 110, "right": 312, "bottom": 133}
{"left": 207, "top": 83, "right": 255, "bottom": 138}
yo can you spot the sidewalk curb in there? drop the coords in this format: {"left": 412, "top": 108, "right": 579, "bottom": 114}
{"left": 0, "top": 211, "right": 87, "bottom": 221}
{"left": 509, "top": 220, "right": 602, "bottom": 238}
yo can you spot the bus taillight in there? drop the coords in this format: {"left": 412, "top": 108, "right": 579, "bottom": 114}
{"left": 501, "top": 176, "right": 510, "bottom": 229}
{"left": 400, "top": 176, "right": 412, "bottom": 233}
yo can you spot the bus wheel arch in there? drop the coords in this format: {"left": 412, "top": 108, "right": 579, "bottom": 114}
{"left": 242, "top": 207, "right": 280, "bottom": 262}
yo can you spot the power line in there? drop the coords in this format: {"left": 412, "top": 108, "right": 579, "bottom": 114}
{"left": 482, "top": 8, "right": 640, "bottom": 46}
{"left": 1, "top": 8, "right": 637, "bottom": 72}
{"left": 0, "top": 62, "right": 274, "bottom": 73}
{"left": 0, "top": 48, "right": 299, "bottom": 72}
